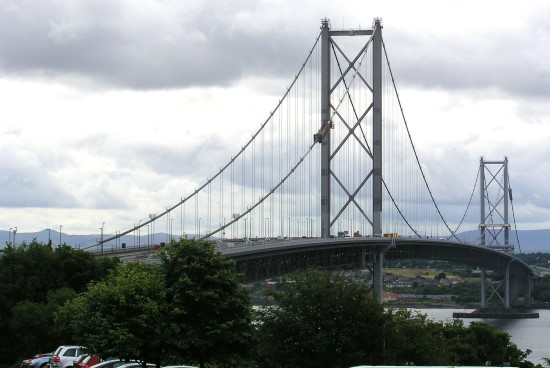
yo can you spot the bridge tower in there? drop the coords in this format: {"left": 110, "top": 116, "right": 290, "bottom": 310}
{"left": 479, "top": 156, "right": 513, "bottom": 308}
{"left": 479, "top": 157, "right": 512, "bottom": 252}
{"left": 318, "top": 18, "right": 385, "bottom": 302}
{"left": 318, "top": 18, "right": 383, "bottom": 238}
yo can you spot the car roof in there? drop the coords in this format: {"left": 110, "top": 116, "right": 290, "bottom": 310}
{"left": 89, "top": 360, "right": 130, "bottom": 368}
{"left": 117, "top": 363, "right": 155, "bottom": 368}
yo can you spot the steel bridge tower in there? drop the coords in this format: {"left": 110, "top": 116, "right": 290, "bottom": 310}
{"left": 479, "top": 156, "right": 513, "bottom": 307}
{"left": 317, "top": 18, "right": 386, "bottom": 301}
{"left": 479, "top": 157, "right": 512, "bottom": 252}
{"left": 318, "top": 18, "right": 383, "bottom": 238}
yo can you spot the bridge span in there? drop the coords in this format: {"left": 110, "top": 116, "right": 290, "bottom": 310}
{"left": 96, "top": 236, "right": 535, "bottom": 307}
{"left": 220, "top": 237, "right": 534, "bottom": 307}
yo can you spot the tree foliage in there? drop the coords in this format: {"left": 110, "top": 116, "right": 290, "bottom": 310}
{"left": 254, "top": 269, "right": 533, "bottom": 368}
{"left": 159, "top": 238, "right": 254, "bottom": 368}
{"left": 255, "top": 270, "right": 386, "bottom": 368}
{"left": 55, "top": 238, "right": 253, "bottom": 368}
{"left": 383, "top": 309, "right": 529, "bottom": 366}
{"left": 55, "top": 263, "right": 168, "bottom": 365}
{"left": 0, "top": 241, "right": 119, "bottom": 362}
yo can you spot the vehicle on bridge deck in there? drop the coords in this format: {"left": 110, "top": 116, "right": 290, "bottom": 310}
{"left": 383, "top": 233, "right": 400, "bottom": 238}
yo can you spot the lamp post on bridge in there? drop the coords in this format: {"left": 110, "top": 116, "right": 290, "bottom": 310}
{"left": 138, "top": 220, "right": 141, "bottom": 248}
{"left": 13, "top": 227, "right": 17, "bottom": 246}
{"left": 59, "top": 225, "right": 62, "bottom": 246}
{"left": 100, "top": 222, "right": 104, "bottom": 254}
{"left": 265, "top": 217, "right": 270, "bottom": 239}
{"left": 149, "top": 214, "right": 156, "bottom": 245}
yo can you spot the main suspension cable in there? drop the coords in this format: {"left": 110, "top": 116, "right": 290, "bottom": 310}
{"left": 382, "top": 38, "right": 459, "bottom": 239}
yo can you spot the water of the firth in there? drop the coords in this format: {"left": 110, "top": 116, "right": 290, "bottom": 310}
{"left": 419, "top": 308, "right": 550, "bottom": 365}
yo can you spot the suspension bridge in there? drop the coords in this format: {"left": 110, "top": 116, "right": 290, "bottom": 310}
{"left": 87, "top": 18, "right": 534, "bottom": 308}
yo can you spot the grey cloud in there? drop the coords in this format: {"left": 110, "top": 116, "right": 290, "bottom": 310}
{"left": 74, "top": 132, "right": 234, "bottom": 182}
{"left": 386, "top": 16, "right": 550, "bottom": 98}
{"left": 0, "top": 0, "right": 315, "bottom": 90}
{"left": 0, "top": 147, "right": 79, "bottom": 207}
{"left": 2, "top": 1, "right": 549, "bottom": 98}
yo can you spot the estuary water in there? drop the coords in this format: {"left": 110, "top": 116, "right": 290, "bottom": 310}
{"left": 418, "top": 308, "right": 550, "bottom": 365}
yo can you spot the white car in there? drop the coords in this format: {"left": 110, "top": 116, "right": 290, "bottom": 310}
{"left": 49, "top": 346, "right": 84, "bottom": 368}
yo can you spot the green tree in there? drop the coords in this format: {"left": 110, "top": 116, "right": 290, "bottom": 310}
{"left": 159, "top": 238, "right": 253, "bottom": 368}
{"left": 53, "top": 245, "right": 121, "bottom": 293}
{"left": 382, "top": 309, "right": 449, "bottom": 365}
{"left": 533, "top": 275, "right": 550, "bottom": 303}
{"left": 255, "top": 269, "right": 386, "bottom": 368}
{"left": 460, "top": 321, "right": 530, "bottom": 366}
{"left": 384, "top": 309, "right": 530, "bottom": 366}
{"left": 55, "top": 263, "right": 168, "bottom": 366}
{"left": 0, "top": 241, "right": 119, "bottom": 363}
{"left": 10, "top": 288, "right": 76, "bottom": 354}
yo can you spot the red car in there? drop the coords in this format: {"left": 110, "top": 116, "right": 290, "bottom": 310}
{"left": 79, "top": 355, "right": 101, "bottom": 368}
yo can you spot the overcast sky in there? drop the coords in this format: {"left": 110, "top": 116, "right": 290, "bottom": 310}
{"left": 1, "top": 0, "right": 550, "bottom": 238}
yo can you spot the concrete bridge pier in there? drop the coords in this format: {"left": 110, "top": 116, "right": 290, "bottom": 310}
{"left": 373, "top": 239, "right": 395, "bottom": 303}
{"left": 481, "top": 268, "right": 486, "bottom": 308}
{"left": 505, "top": 261, "right": 511, "bottom": 308}
{"left": 510, "top": 265, "right": 534, "bottom": 307}
{"left": 373, "top": 250, "right": 384, "bottom": 303}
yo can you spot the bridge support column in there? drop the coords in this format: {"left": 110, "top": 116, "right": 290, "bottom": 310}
{"left": 373, "top": 250, "right": 384, "bottom": 303}
{"left": 527, "top": 276, "right": 532, "bottom": 307}
{"left": 373, "top": 239, "right": 394, "bottom": 304}
{"left": 505, "top": 261, "right": 511, "bottom": 308}
{"left": 481, "top": 267, "right": 486, "bottom": 308}
{"left": 359, "top": 247, "right": 367, "bottom": 269}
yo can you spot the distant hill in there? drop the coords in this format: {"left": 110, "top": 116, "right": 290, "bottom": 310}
{"left": 1, "top": 228, "right": 549, "bottom": 253}
{"left": 0, "top": 229, "right": 181, "bottom": 251}
{"left": 455, "top": 229, "right": 550, "bottom": 253}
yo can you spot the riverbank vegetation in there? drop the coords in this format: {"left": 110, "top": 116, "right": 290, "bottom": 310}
{"left": 1, "top": 239, "right": 548, "bottom": 368}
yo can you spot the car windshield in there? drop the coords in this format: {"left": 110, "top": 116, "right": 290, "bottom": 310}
{"left": 53, "top": 347, "right": 63, "bottom": 356}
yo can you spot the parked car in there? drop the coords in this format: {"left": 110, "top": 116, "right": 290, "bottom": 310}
{"left": 80, "top": 355, "right": 100, "bottom": 368}
{"left": 116, "top": 363, "right": 155, "bottom": 368}
{"left": 89, "top": 360, "right": 135, "bottom": 368}
{"left": 73, "top": 355, "right": 88, "bottom": 368}
{"left": 50, "top": 346, "right": 84, "bottom": 368}
{"left": 28, "top": 354, "right": 53, "bottom": 368}
{"left": 21, "top": 353, "right": 51, "bottom": 368}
